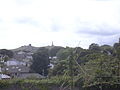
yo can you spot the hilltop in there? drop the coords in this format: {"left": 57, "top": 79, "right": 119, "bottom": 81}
{"left": 11, "top": 44, "right": 64, "bottom": 56}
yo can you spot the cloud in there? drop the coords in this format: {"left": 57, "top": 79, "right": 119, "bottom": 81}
{"left": 0, "top": 0, "right": 120, "bottom": 49}
{"left": 15, "top": 17, "right": 39, "bottom": 27}
{"left": 0, "top": 19, "right": 2, "bottom": 22}
{"left": 16, "top": 0, "right": 32, "bottom": 6}
{"left": 95, "top": 0, "right": 113, "bottom": 1}
{"left": 76, "top": 26, "right": 120, "bottom": 36}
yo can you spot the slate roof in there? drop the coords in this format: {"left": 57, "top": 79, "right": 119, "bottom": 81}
{"left": 6, "top": 59, "right": 26, "bottom": 66}
{"left": 18, "top": 73, "right": 44, "bottom": 79}
{"left": 3, "top": 65, "right": 30, "bottom": 73}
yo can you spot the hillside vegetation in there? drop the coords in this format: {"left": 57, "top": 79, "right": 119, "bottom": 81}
{"left": 0, "top": 39, "right": 120, "bottom": 90}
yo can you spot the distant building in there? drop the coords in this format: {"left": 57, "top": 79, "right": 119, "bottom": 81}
{"left": 2, "top": 58, "right": 31, "bottom": 78}
{"left": 13, "top": 50, "right": 33, "bottom": 62}
{"left": 18, "top": 73, "right": 44, "bottom": 79}
{"left": 0, "top": 74, "right": 11, "bottom": 80}
{"left": 2, "top": 65, "right": 30, "bottom": 78}
{"left": 6, "top": 59, "right": 26, "bottom": 66}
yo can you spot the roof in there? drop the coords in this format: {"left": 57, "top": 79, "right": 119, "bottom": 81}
{"left": 3, "top": 65, "right": 30, "bottom": 73}
{"left": 6, "top": 59, "right": 26, "bottom": 66}
{"left": 0, "top": 74, "right": 11, "bottom": 79}
{"left": 18, "top": 73, "right": 44, "bottom": 79}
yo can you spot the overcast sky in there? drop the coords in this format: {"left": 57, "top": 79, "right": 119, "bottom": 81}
{"left": 0, "top": 0, "right": 120, "bottom": 49}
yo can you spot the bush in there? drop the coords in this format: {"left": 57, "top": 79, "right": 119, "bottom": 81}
{"left": 0, "top": 80, "right": 10, "bottom": 89}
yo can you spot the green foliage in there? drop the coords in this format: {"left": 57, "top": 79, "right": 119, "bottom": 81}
{"left": 56, "top": 47, "right": 73, "bottom": 60}
{"left": 101, "top": 45, "right": 113, "bottom": 55}
{"left": 89, "top": 43, "right": 101, "bottom": 52}
{"left": 49, "top": 46, "right": 63, "bottom": 57}
{"left": 82, "top": 54, "right": 120, "bottom": 88}
{"left": 0, "top": 77, "right": 71, "bottom": 90}
{"left": 0, "top": 80, "right": 10, "bottom": 89}
{"left": 1, "top": 39, "right": 120, "bottom": 89}
{"left": 31, "top": 47, "right": 50, "bottom": 76}
{"left": 114, "top": 43, "right": 120, "bottom": 59}
{"left": 51, "top": 38, "right": 120, "bottom": 89}
{"left": 50, "top": 60, "right": 68, "bottom": 76}
{"left": 0, "top": 49, "right": 14, "bottom": 58}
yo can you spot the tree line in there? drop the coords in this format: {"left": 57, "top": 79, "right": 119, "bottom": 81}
{"left": 30, "top": 39, "right": 120, "bottom": 89}
{"left": 0, "top": 39, "right": 120, "bottom": 89}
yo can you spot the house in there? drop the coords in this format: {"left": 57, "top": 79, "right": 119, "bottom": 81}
{"left": 13, "top": 51, "right": 27, "bottom": 61}
{"left": 18, "top": 73, "right": 44, "bottom": 79}
{"left": 2, "top": 65, "right": 44, "bottom": 79}
{"left": 1, "top": 57, "right": 35, "bottom": 78}
{"left": 13, "top": 50, "right": 33, "bottom": 66}
{"left": 0, "top": 74, "right": 11, "bottom": 80}
{"left": 2, "top": 65, "right": 30, "bottom": 78}
{"left": 6, "top": 59, "right": 27, "bottom": 66}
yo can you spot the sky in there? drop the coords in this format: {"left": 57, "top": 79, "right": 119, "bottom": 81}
{"left": 0, "top": 0, "right": 120, "bottom": 49}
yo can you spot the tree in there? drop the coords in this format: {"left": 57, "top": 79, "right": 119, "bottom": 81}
{"left": 0, "top": 49, "right": 14, "bottom": 58}
{"left": 89, "top": 43, "right": 101, "bottom": 52}
{"left": 113, "top": 42, "right": 120, "bottom": 58}
{"left": 0, "top": 49, "right": 13, "bottom": 76}
{"left": 30, "top": 47, "right": 50, "bottom": 76}
{"left": 50, "top": 47, "right": 79, "bottom": 76}
{"left": 101, "top": 45, "right": 113, "bottom": 55}
{"left": 80, "top": 53, "right": 120, "bottom": 88}
{"left": 50, "top": 59, "right": 68, "bottom": 76}
{"left": 49, "top": 46, "right": 63, "bottom": 57}
{"left": 56, "top": 47, "right": 73, "bottom": 60}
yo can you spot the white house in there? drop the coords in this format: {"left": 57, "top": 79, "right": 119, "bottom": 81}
{"left": 0, "top": 74, "right": 11, "bottom": 80}
{"left": 6, "top": 59, "right": 26, "bottom": 66}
